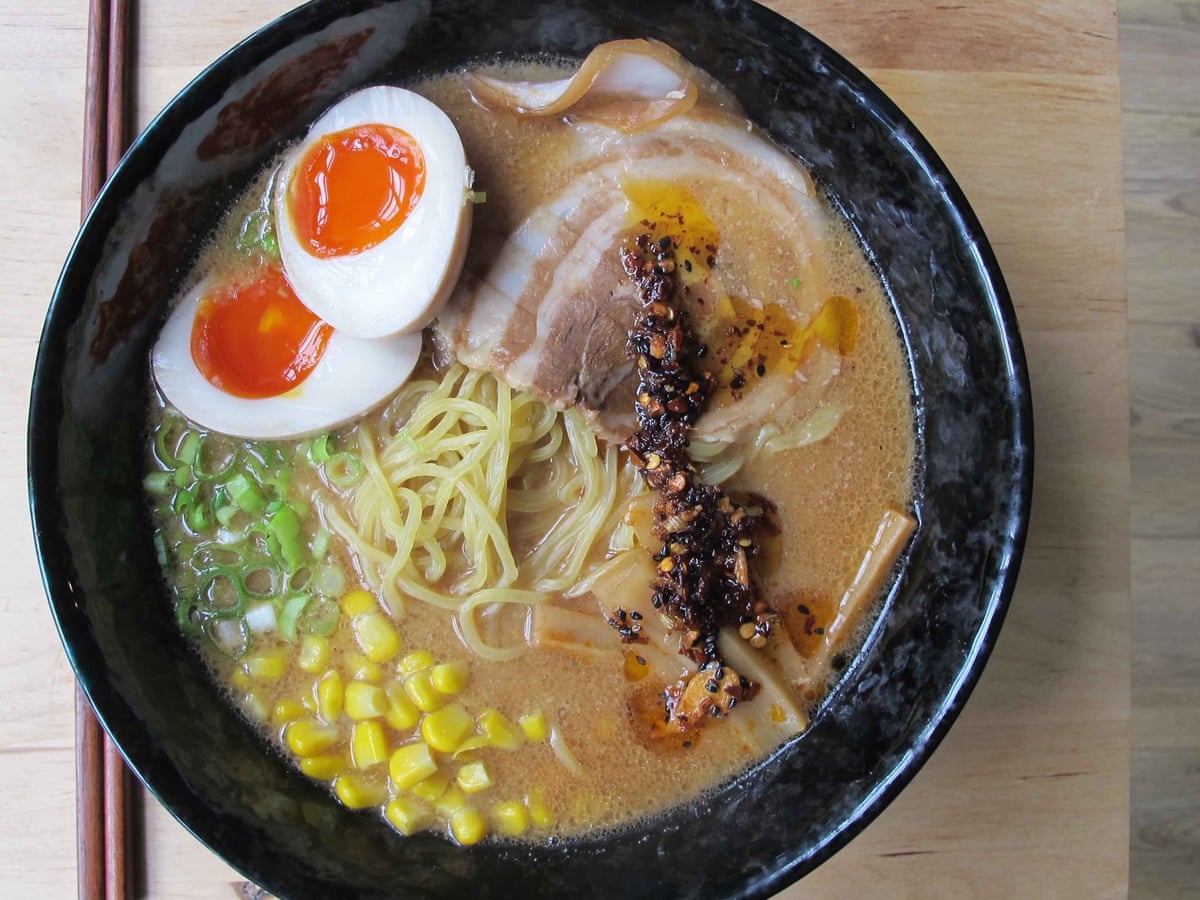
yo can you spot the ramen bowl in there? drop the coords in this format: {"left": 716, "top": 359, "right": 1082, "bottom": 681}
{"left": 29, "top": 0, "right": 1032, "bottom": 896}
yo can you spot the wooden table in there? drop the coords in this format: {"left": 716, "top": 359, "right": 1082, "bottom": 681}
{"left": 0, "top": 0, "right": 1129, "bottom": 895}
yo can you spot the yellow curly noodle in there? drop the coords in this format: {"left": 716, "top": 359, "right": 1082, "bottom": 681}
{"left": 328, "top": 364, "right": 640, "bottom": 661}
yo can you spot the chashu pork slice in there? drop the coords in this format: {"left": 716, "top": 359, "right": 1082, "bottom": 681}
{"left": 432, "top": 112, "right": 840, "bottom": 444}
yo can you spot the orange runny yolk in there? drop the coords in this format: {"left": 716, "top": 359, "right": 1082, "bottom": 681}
{"left": 288, "top": 124, "right": 426, "bottom": 258}
{"left": 191, "top": 266, "right": 332, "bottom": 398}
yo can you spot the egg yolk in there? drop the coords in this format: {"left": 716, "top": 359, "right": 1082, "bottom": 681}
{"left": 191, "top": 266, "right": 332, "bottom": 398}
{"left": 289, "top": 124, "right": 426, "bottom": 258}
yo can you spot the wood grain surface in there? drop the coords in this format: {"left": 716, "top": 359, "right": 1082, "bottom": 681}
{"left": 1121, "top": 0, "right": 1200, "bottom": 896}
{"left": 0, "top": 1, "right": 1136, "bottom": 897}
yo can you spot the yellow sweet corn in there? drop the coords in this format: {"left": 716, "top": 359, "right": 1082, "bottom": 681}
{"left": 456, "top": 760, "right": 492, "bottom": 794}
{"left": 526, "top": 788, "right": 556, "bottom": 829}
{"left": 383, "top": 683, "right": 421, "bottom": 731}
{"left": 270, "top": 696, "right": 308, "bottom": 729}
{"left": 518, "top": 710, "right": 547, "bottom": 742}
{"left": 351, "top": 721, "right": 389, "bottom": 769}
{"left": 409, "top": 770, "right": 450, "bottom": 803}
{"left": 430, "top": 660, "right": 469, "bottom": 695}
{"left": 451, "top": 735, "right": 489, "bottom": 758}
{"left": 449, "top": 806, "right": 488, "bottom": 846}
{"left": 285, "top": 718, "right": 340, "bottom": 757}
{"left": 344, "top": 682, "right": 388, "bottom": 720}
{"left": 333, "top": 772, "right": 387, "bottom": 809}
{"left": 389, "top": 742, "right": 438, "bottom": 789}
{"left": 242, "top": 646, "right": 290, "bottom": 681}
{"left": 297, "top": 634, "right": 330, "bottom": 673}
{"left": 340, "top": 589, "right": 377, "bottom": 617}
{"left": 299, "top": 753, "right": 345, "bottom": 781}
{"left": 230, "top": 669, "right": 253, "bottom": 691}
{"left": 435, "top": 784, "right": 468, "bottom": 819}
{"left": 343, "top": 651, "right": 383, "bottom": 683}
{"left": 384, "top": 796, "right": 429, "bottom": 836}
{"left": 478, "top": 708, "right": 522, "bottom": 750}
{"left": 420, "top": 703, "right": 475, "bottom": 753}
{"left": 352, "top": 612, "right": 400, "bottom": 663}
{"left": 403, "top": 669, "right": 444, "bottom": 713}
{"left": 315, "top": 670, "right": 344, "bottom": 723}
{"left": 398, "top": 649, "right": 435, "bottom": 676}
{"left": 490, "top": 800, "right": 530, "bottom": 838}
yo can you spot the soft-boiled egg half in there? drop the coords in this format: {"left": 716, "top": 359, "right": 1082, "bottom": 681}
{"left": 152, "top": 86, "right": 476, "bottom": 439}
{"left": 274, "top": 85, "right": 474, "bottom": 338}
{"left": 152, "top": 265, "right": 423, "bottom": 440}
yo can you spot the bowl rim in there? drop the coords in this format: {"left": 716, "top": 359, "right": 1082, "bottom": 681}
{"left": 29, "top": 0, "right": 1034, "bottom": 895}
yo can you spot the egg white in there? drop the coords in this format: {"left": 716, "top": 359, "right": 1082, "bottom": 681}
{"left": 152, "top": 274, "right": 422, "bottom": 440}
{"left": 275, "top": 85, "right": 473, "bottom": 339}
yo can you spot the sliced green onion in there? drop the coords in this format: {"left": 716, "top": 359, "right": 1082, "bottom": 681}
{"left": 397, "top": 428, "right": 422, "bottom": 454}
{"left": 279, "top": 594, "right": 311, "bottom": 642}
{"left": 173, "top": 466, "right": 193, "bottom": 489}
{"left": 201, "top": 570, "right": 247, "bottom": 615}
{"left": 310, "top": 434, "right": 334, "bottom": 464}
{"left": 175, "top": 594, "right": 203, "bottom": 637}
{"left": 310, "top": 529, "right": 330, "bottom": 561}
{"left": 227, "top": 472, "right": 267, "bottom": 515}
{"left": 205, "top": 616, "right": 249, "bottom": 658}
{"left": 171, "top": 485, "right": 199, "bottom": 514}
{"left": 267, "top": 505, "right": 306, "bottom": 573}
{"left": 154, "top": 416, "right": 185, "bottom": 467}
{"left": 153, "top": 532, "right": 170, "bottom": 568}
{"left": 143, "top": 471, "right": 173, "bottom": 496}
{"left": 215, "top": 504, "right": 239, "bottom": 528}
{"left": 312, "top": 563, "right": 345, "bottom": 598}
{"left": 326, "top": 453, "right": 364, "bottom": 488}
{"left": 244, "top": 601, "right": 277, "bottom": 634}
{"left": 186, "top": 501, "right": 214, "bottom": 532}
{"left": 178, "top": 431, "right": 202, "bottom": 467}
{"left": 301, "top": 599, "right": 340, "bottom": 636}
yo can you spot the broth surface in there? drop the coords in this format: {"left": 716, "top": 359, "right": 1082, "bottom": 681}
{"left": 146, "top": 59, "right": 914, "bottom": 843}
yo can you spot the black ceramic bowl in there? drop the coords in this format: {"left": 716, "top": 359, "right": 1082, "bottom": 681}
{"left": 29, "top": 1, "right": 1032, "bottom": 896}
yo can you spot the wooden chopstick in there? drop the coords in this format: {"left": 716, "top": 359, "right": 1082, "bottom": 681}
{"left": 79, "top": 0, "right": 133, "bottom": 898}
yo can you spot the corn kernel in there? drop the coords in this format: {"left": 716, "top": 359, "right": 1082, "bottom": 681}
{"left": 285, "top": 718, "right": 340, "bottom": 757}
{"left": 353, "top": 612, "right": 401, "bottom": 663}
{"left": 436, "top": 784, "right": 468, "bottom": 819}
{"left": 385, "top": 796, "right": 429, "bottom": 835}
{"left": 398, "top": 650, "right": 435, "bottom": 676}
{"left": 452, "top": 735, "right": 489, "bottom": 758}
{"left": 333, "top": 772, "right": 387, "bottom": 809}
{"left": 518, "top": 710, "right": 547, "bottom": 742}
{"left": 351, "top": 721, "right": 389, "bottom": 769}
{"left": 243, "top": 646, "right": 290, "bottom": 681}
{"left": 526, "top": 788, "right": 556, "bottom": 829}
{"left": 299, "top": 753, "right": 345, "bottom": 781}
{"left": 343, "top": 682, "right": 388, "bottom": 720}
{"left": 340, "top": 589, "right": 377, "bottom": 617}
{"left": 490, "top": 800, "right": 530, "bottom": 838}
{"left": 389, "top": 742, "right": 438, "bottom": 789}
{"left": 297, "top": 635, "right": 330, "bottom": 673}
{"left": 409, "top": 770, "right": 450, "bottom": 803}
{"left": 384, "top": 683, "right": 421, "bottom": 731}
{"left": 270, "top": 696, "right": 308, "bottom": 729}
{"left": 478, "top": 709, "right": 523, "bottom": 750}
{"left": 403, "top": 669, "right": 444, "bottom": 713}
{"left": 420, "top": 703, "right": 475, "bottom": 753}
{"left": 449, "top": 806, "right": 488, "bottom": 845}
{"left": 315, "top": 670, "right": 344, "bottom": 723}
{"left": 431, "top": 660, "right": 470, "bottom": 695}
{"left": 343, "top": 651, "right": 383, "bottom": 683}
{"left": 230, "top": 669, "right": 252, "bottom": 691}
{"left": 456, "top": 760, "right": 492, "bottom": 794}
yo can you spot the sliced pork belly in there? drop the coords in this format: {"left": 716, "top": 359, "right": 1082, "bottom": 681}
{"left": 433, "top": 108, "right": 844, "bottom": 445}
